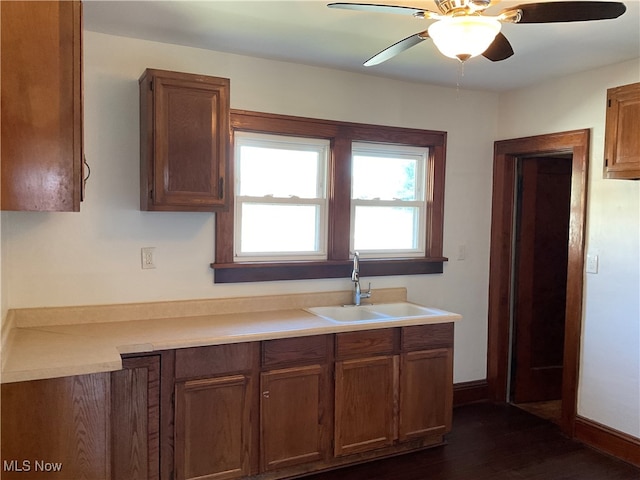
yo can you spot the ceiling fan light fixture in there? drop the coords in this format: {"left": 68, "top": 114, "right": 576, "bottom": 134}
{"left": 427, "top": 15, "right": 502, "bottom": 62}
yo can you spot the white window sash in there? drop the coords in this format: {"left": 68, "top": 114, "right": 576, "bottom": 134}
{"left": 350, "top": 143, "right": 428, "bottom": 258}
{"left": 349, "top": 203, "right": 426, "bottom": 258}
{"left": 233, "top": 131, "right": 330, "bottom": 262}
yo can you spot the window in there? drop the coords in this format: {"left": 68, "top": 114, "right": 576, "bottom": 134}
{"left": 351, "top": 142, "right": 427, "bottom": 257}
{"left": 213, "top": 110, "right": 447, "bottom": 283}
{"left": 234, "top": 132, "right": 330, "bottom": 261}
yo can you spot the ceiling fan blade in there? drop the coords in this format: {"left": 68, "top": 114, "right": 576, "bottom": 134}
{"left": 364, "top": 31, "right": 429, "bottom": 66}
{"left": 327, "top": 2, "right": 437, "bottom": 17}
{"left": 504, "top": 1, "right": 626, "bottom": 23}
{"left": 482, "top": 32, "right": 514, "bottom": 61}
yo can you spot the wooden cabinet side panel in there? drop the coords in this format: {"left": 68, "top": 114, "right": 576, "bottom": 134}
{"left": 260, "top": 365, "right": 331, "bottom": 471}
{"left": 334, "top": 355, "right": 398, "bottom": 457}
{"left": 111, "top": 355, "right": 161, "bottom": 480}
{"left": 1, "top": 373, "right": 110, "bottom": 479}
{"left": 175, "top": 375, "right": 253, "bottom": 480}
{"left": 399, "top": 349, "right": 453, "bottom": 441}
{"left": 1, "top": 0, "right": 82, "bottom": 211}
{"left": 139, "top": 72, "right": 155, "bottom": 210}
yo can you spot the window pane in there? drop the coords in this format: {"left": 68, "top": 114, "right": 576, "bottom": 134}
{"left": 352, "top": 155, "right": 418, "bottom": 201}
{"left": 239, "top": 146, "right": 322, "bottom": 198}
{"left": 240, "top": 204, "right": 321, "bottom": 253}
{"left": 353, "top": 206, "right": 419, "bottom": 251}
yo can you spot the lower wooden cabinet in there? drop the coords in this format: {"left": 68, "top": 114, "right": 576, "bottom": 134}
{"left": 399, "top": 349, "right": 452, "bottom": 441}
{"left": 400, "top": 323, "right": 454, "bottom": 442}
{"left": 334, "top": 325, "right": 454, "bottom": 458}
{"left": 334, "top": 355, "right": 398, "bottom": 456}
{"left": 172, "top": 343, "right": 259, "bottom": 480}
{"left": 175, "top": 374, "right": 254, "bottom": 480}
{"left": 0, "top": 322, "right": 454, "bottom": 480}
{"left": 1, "top": 373, "right": 110, "bottom": 480}
{"left": 260, "top": 365, "right": 330, "bottom": 470}
{"left": 259, "top": 335, "right": 333, "bottom": 473}
{"left": 167, "top": 325, "right": 453, "bottom": 479}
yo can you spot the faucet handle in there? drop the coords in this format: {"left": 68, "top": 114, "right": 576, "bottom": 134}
{"left": 363, "top": 282, "right": 372, "bottom": 299}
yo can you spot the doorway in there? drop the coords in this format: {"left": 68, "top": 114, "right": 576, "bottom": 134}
{"left": 487, "top": 130, "right": 590, "bottom": 437}
{"left": 510, "top": 155, "right": 572, "bottom": 424}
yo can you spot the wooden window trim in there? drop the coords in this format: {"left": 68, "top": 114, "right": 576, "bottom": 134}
{"left": 211, "top": 110, "right": 448, "bottom": 283}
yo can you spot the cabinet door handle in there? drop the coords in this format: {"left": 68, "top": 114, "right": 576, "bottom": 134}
{"left": 262, "top": 391, "right": 270, "bottom": 399}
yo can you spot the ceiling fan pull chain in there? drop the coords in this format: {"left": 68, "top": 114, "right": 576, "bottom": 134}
{"left": 456, "top": 60, "right": 465, "bottom": 95}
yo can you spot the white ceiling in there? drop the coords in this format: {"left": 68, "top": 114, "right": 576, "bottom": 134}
{"left": 84, "top": 0, "right": 640, "bottom": 92}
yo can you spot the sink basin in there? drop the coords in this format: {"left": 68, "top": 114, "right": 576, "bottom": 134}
{"left": 364, "top": 302, "right": 442, "bottom": 318}
{"left": 305, "top": 302, "right": 458, "bottom": 324}
{"left": 305, "top": 305, "right": 387, "bottom": 322}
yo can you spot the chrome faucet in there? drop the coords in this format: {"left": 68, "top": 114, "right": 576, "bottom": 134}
{"left": 351, "top": 251, "right": 371, "bottom": 306}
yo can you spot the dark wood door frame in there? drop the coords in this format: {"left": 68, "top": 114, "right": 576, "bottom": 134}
{"left": 487, "top": 129, "right": 589, "bottom": 437}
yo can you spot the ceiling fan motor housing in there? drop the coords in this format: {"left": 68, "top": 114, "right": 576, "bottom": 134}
{"left": 435, "top": 0, "right": 492, "bottom": 15}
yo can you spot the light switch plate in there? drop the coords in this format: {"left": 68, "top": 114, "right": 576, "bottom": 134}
{"left": 586, "top": 254, "right": 598, "bottom": 274}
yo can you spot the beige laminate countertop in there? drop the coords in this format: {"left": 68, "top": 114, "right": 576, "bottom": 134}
{"left": 1, "top": 288, "right": 461, "bottom": 384}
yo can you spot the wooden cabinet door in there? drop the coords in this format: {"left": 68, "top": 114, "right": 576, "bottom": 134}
{"left": 604, "top": 82, "right": 640, "bottom": 180}
{"left": 174, "top": 374, "right": 253, "bottom": 480}
{"left": 140, "top": 69, "right": 229, "bottom": 211}
{"left": 111, "top": 355, "right": 161, "bottom": 480}
{"left": 334, "top": 355, "right": 398, "bottom": 456}
{"left": 399, "top": 348, "right": 453, "bottom": 442}
{"left": 1, "top": 0, "right": 83, "bottom": 211}
{"left": 260, "top": 365, "right": 331, "bottom": 471}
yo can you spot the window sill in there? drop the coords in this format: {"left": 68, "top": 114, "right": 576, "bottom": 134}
{"left": 210, "top": 257, "right": 447, "bottom": 283}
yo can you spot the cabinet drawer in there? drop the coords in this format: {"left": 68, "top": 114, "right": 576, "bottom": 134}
{"left": 402, "top": 323, "right": 454, "bottom": 351}
{"left": 336, "top": 329, "right": 396, "bottom": 359}
{"left": 175, "top": 342, "right": 256, "bottom": 379}
{"left": 262, "top": 335, "right": 330, "bottom": 367}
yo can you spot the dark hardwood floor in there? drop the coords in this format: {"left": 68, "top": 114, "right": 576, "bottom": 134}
{"left": 306, "top": 402, "right": 640, "bottom": 480}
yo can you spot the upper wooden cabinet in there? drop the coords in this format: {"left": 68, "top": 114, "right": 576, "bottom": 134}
{"left": 1, "top": 0, "right": 84, "bottom": 211}
{"left": 140, "top": 69, "right": 230, "bottom": 211}
{"left": 604, "top": 82, "right": 640, "bottom": 180}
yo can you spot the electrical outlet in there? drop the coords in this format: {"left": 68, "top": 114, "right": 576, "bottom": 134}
{"left": 141, "top": 247, "right": 156, "bottom": 269}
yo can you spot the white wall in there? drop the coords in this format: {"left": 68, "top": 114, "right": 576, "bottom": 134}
{"left": 498, "top": 59, "right": 640, "bottom": 438}
{"left": 0, "top": 31, "right": 499, "bottom": 384}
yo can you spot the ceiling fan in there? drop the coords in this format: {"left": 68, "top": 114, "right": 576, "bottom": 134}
{"left": 327, "top": 1, "right": 627, "bottom": 64}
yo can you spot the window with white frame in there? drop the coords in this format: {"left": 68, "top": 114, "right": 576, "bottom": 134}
{"left": 233, "top": 132, "right": 330, "bottom": 262}
{"left": 350, "top": 142, "right": 428, "bottom": 258}
{"left": 213, "top": 110, "right": 447, "bottom": 283}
